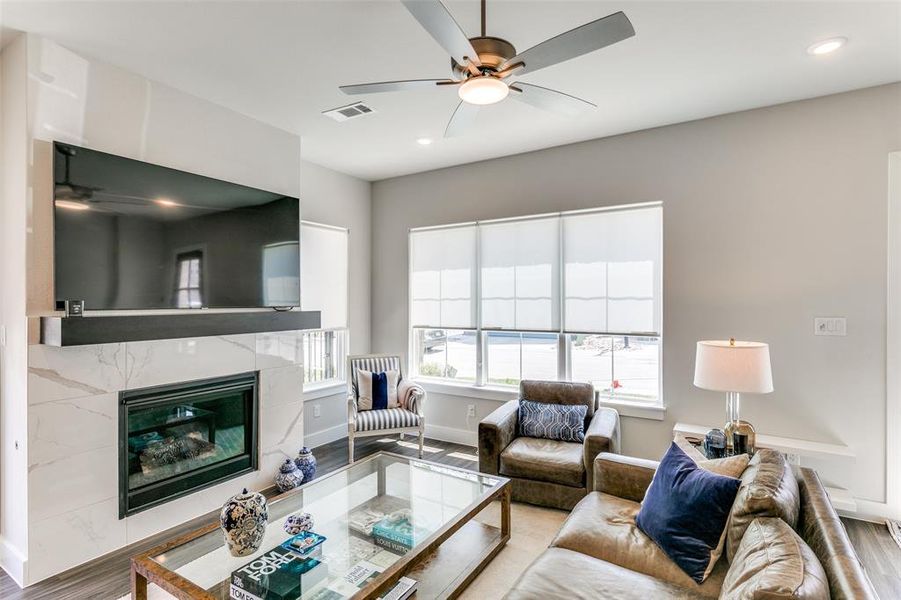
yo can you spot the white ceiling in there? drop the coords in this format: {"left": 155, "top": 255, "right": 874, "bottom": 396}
{"left": 3, "top": 1, "right": 900, "bottom": 181}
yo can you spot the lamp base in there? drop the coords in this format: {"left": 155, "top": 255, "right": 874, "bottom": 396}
{"left": 724, "top": 419, "right": 756, "bottom": 455}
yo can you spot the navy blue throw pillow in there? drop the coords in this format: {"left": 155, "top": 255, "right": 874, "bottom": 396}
{"left": 635, "top": 442, "right": 741, "bottom": 584}
{"left": 518, "top": 399, "right": 587, "bottom": 443}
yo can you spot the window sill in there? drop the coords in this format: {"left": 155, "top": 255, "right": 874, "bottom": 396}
{"left": 417, "top": 379, "right": 666, "bottom": 421}
{"left": 303, "top": 381, "right": 346, "bottom": 401}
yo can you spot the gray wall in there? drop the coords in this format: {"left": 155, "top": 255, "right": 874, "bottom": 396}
{"left": 371, "top": 83, "right": 901, "bottom": 508}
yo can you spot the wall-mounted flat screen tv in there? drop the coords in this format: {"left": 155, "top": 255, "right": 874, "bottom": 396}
{"left": 53, "top": 142, "right": 300, "bottom": 310}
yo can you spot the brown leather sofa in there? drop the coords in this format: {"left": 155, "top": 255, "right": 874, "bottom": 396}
{"left": 478, "top": 380, "right": 620, "bottom": 510}
{"left": 505, "top": 451, "right": 879, "bottom": 600}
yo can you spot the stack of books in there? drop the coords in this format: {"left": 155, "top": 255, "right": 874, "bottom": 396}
{"left": 229, "top": 533, "right": 328, "bottom": 600}
{"left": 371, "top": 513, "right": 427, "bottom": 555}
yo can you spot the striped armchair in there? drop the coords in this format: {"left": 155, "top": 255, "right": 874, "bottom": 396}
{"left": 346, "top": 354, "right": 426, "bottom": 462}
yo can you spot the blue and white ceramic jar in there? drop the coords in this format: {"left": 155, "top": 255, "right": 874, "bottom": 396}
{"left": 220, "top": 488, "right": 268, "bottom": 557}
{"left": 294, "top": 447, "right": 317, "bottom": 482}
{"left": 283, "top": 512, "right": 314, "bottom": 536}
{"left": 275, "top": 459, "right": 304, "bottom": 493}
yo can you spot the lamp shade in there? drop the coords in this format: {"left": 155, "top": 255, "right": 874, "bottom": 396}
{"left": 693, "top": 340, "right": 773, "bottom": 394}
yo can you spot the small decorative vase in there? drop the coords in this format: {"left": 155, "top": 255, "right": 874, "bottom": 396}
{"left": 283, "top": 512, "right": 314, "bottom": 536}
{"left": 220, "top": 488, "right": 268, "bottom": 557}
{"left": 275, "top": 459, "right": 304, "bottom": 493}
{"left": 294, "top": 447, "right": 317, "bottom": 482}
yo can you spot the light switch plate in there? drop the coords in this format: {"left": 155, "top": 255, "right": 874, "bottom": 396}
{"left": 814, "top": 317, "right": 847, "bottom": 336}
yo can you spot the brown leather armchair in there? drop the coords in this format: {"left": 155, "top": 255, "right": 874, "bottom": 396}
{"left": 478, "top": 380, "right": 620, "bottom": 510}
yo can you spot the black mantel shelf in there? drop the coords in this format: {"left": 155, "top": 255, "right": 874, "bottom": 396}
{"left": 40, "top": 310, "right": 321, "bottom": 347}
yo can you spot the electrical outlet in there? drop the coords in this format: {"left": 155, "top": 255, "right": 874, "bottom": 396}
{"left": 814, "top": 317, "right": 846, "bottom": 336}
{"left": 313, "top": 404, "right": 321, "bottom": 418}
{"left": 467, "top": 404, "right": 476, "bottom": 418}
{"left": 0, "top": 325, "right": 6, "bottom": 347}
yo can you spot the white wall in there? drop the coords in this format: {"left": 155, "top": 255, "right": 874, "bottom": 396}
{"left": 300, "top": 159, "right": 372, "bottom": 447}
{"left": 0, "top": 33, "right": 30, "bottom": 584}
{"left": 371, "top": 83, "right": 901, "bottom": 516}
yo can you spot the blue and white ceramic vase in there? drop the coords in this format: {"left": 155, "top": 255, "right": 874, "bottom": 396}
{"left": 294, "top": 447, "right": 317, "bottom": 482}
{"left": 274, "top": 459, "right": 304, "bottom": 493}
{"left": 220, "top": 488, "right": 268, "bottom": 557}
{"left": 283, "top": 512, "right": 314, "bottom": 536}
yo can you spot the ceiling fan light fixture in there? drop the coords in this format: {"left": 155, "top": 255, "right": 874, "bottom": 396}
{"left": 458, "top": 76, "right": 508, "bottom": 105}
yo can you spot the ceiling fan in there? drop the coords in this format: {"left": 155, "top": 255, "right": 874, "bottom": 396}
{"left": 339, "top": 0, "right": 635, "bottom": 137}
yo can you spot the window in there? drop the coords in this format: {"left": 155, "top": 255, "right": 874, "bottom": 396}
{"left": 175, "top": 250, "right": 203, "bottom": 308}
{"left": 301, "top": 222, "right": 349, "bottom": 388}
{"left": 410, "top": 204, "right": 662, "bottom": 405}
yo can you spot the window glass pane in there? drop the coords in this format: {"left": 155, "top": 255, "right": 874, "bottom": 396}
{"left": 303, "top": 330, "right": 345, "bottom": 385}
{"left": 611, "top": 335, "right": 659, "bottom": 400}
{"left": 570, "top": 334, "right": 613, "bottom": 390}
{"left": 414, "top": 328, "right": 476, "bottom": 382}
{"left": 521, "top": 333, "right": 558, "bottom": 381}
{"left": 486, "top": 332, "right": 521, "bottom": 386}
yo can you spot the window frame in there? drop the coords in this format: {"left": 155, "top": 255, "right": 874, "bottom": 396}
{"left": 408, "top": 203, "right": 663, "bottom": 407}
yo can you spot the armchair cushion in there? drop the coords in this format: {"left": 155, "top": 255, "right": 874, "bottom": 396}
{"left": 500, "top": 437, "right": 585, "bottom": 487}
{"left": 356, "top": 369, "right": 400, "bottom": 410}
{"left": 354, "top": 407, "right": 420, "bottom": 432}
{"left": 518, "top": 399, "right": 587, "bottom": 443}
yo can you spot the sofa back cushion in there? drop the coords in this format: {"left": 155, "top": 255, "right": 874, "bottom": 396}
{"left": 727, "top": 449, "right": 800, "bottom": 562}
{"left": 722, "top": 517, "right": 830, "bottom": 599}
{"left": 518, "top": 399, "right": 587, "bottom": 443}
{"left": 520, "top": 380, "right": 595, "bottom": 419}
{"left": 636, "top": 442, "right": 742, "bottom": 584}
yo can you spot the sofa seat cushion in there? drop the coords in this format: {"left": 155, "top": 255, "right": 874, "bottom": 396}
{"left": 722, "top": 517, "right": 831, "bottom": 599}
{"left": 550, "top": 492, "right": 727, "bottom": 598}
{"left": 504, "top": 548, "right": 709, "bottom": 600}
{"left": 727, "top": 449, "right": 801, "bottom": 561}
{"left": 499, "top": 437, "right": 585, "bottom": 487}
{"left": 354, "top": 407, "right": 420, "bottom": 432}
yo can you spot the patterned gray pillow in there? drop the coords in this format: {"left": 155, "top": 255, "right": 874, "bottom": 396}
{"left": 518, "top": 398, "right": 587, "bottom": 443}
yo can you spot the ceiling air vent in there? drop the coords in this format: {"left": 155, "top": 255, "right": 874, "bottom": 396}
{"left": 322, "top": 102, "right": 376, "bottom": 122}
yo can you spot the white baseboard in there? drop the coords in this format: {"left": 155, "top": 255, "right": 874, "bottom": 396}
{"left": 846, "top": 498, "right": 901, "bottom": 523}
{"left": 0, "top": 535, "right": 27, "bottom": 588}
{"left": 425, "top": 424, "right": 477, "bottom": 447}
{"left": 305, "top": 423, "right": 347, "bottom": 449}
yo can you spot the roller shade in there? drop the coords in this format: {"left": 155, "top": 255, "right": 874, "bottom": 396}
{"left": 562, "top": 206, "right": 661, "bottom": 335}
{"left": 301, "top": 222, "right": 348, "bottom": 330}
{"left": 480, "top": 217, "right": 560, "bottom": 331}
{"left": 410, "top": 225, "right": 477, "bottom": 328}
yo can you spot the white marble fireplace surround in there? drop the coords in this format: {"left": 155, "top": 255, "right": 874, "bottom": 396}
{"left": 25, "top": 331, "right": 306, "bottom": 585}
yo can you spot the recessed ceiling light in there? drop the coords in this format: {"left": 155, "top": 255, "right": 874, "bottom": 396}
{"left": 807, "top": 37, "right": 847, "bottom": 55}
{"left": 55, "top": 200, "right": 90, "bottom": 211}
{"left": 155, "top": 198, "right": 178, "bottom": 207}
{"left": 416, "top": 138, "right": 433, "bottom": 146}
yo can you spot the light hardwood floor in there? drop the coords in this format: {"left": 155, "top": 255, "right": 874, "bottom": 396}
{"left": 1, "top": 436, "right": 898, "bottom": 599}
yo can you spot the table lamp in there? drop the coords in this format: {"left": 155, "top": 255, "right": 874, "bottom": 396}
{"left": 693, "top": 338, "right": 773, "bottom": 453}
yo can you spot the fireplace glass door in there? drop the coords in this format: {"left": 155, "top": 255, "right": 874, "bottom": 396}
{"left": 120, "top": 372, "right": 258, "bottom": 517}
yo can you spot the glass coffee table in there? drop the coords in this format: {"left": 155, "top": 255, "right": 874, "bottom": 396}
{"left": 131, "top": 452, "right": 511, "bottom": 599}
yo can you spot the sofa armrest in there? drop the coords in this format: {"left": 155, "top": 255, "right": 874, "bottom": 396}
{"left": 583, "top": 408, "right": 620, "bottom": 491}
{"left": 593, "top": 452, "right": 659, "bottom": 502}
{"left": 478, "top": 400, "right": 519, "bottom": 475}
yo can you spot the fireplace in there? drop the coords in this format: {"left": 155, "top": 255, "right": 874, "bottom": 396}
{"left": 119, "top": 372, "right": 259, "bottom": 518}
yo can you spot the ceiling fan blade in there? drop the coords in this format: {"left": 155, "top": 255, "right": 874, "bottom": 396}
{"left": 444, "top": 100, "right": 480, "bottom": 137}
{"left": 501, "top": 11, "right": 634, "bottom": 75}
{"left": 509, "top": 83, "right": 596, "bottom": 117}
{"left": 401, "top": 0, "right": 481, "bottom": 67}
{"left": 340, "top": 78, "right": 455, "bottom": 95}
